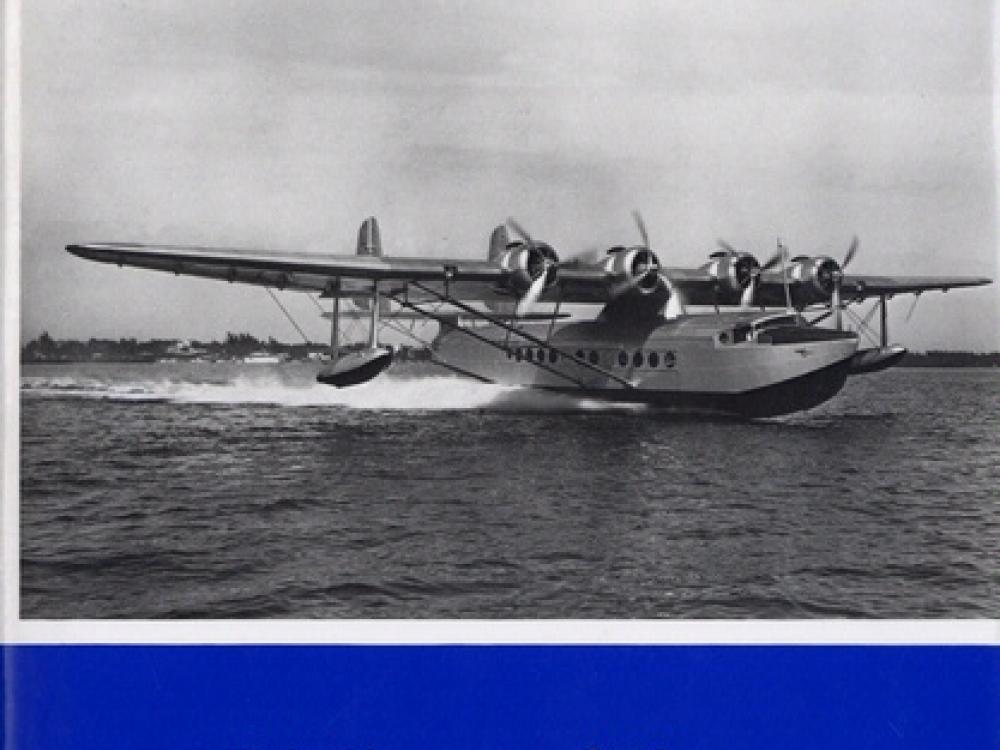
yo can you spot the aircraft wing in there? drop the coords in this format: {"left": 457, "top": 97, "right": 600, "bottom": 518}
{"left": 67, "top": 241, "right": 990, "bottom": 308}
{"left": 748, "top": 271, "right": 992, "bottom": 307}
{"left": 838, "top": 274, "right": 993, "bottom": 298}
{"left": 67, "top": 242, "right": 511, "bottom": 298}
{"left": 66, "top": 241, "right": 643, "bottom": 304}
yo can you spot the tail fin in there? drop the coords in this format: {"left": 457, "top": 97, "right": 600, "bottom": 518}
{"left": 354, "top": 217, "right": 389, "bottom": 313}
{"left": 357, "top": 216, "right": 382, "bottom": 256}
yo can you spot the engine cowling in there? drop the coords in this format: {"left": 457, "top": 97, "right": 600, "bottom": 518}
{"left": 603, "top": 246, "right": 663, "bottom": 295}
{"left": 703, "top": 251, "right": 760, "bottom": 294}
{"left": 494, "top": 241, "right": 559, "bottom": 295}
{"left": 787, "top": 255, "right": 841, "bottom": 303}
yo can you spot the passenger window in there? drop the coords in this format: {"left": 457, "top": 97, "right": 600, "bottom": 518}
{"left": 515, "top": 348, "right": 523, "bottom": 362}
{"left": 618, "top": 351, "right": 628, "bottom": 367}
{"left": 663, "top": 351, "right": 676, "bottom": 368}
{"left": 733, "top": 325, "right": 751, "bottom": 344}
{"left": 588, "top": 350, "right": 599, "bottom": 365}
{"left": 633, "top": 351, "right": 643, "bottom": 368}
{"left": 719, "top": 332, "right": 730, "bottom": 344}
{"left": 548, "top": 350, "right": 558, "bottom": 364}
{"left": 648, "top": 352, "right": 660, "bottom": 368}
{"left": 576, "top": 349, "right": 585, "bottom": 361}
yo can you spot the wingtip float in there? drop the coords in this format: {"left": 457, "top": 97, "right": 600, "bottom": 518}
{"left": 66, "top": 216, "right": 992, "bottom": 418}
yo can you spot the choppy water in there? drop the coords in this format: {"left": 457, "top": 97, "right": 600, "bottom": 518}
{"left": 19, "top": 362, "right": 1000, "bottom": 618}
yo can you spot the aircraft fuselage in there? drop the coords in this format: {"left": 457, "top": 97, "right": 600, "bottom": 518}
{"left": 433, "top": 311, "right": 860, "bottom": 418}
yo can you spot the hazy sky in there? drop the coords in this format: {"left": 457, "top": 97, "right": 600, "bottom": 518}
{"left": 20, "top": 0, "right": 999, "bottom": 350}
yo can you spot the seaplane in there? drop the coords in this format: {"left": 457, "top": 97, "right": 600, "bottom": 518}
{"left": 67, "top": 214, "right": 991, "bottom": 418}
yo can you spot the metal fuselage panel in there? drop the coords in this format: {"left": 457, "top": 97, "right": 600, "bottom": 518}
{"left": 433, "top": 315, "right": 859, "bottom": 416}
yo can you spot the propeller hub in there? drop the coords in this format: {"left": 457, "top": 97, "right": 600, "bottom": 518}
{"left": 735, "top": 254, "right": 760, "bottom": 289}
{"left": 815, "top": 257, "right": 841, "bottom": 295}
{"left": 632, "top": 248, "right": 661, "bottom": 292}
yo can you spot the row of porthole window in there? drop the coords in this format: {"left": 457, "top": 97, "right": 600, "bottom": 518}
{"left": 616, "top": 350, "right": 676, "bottom": 369}
{"left": 507, "top": 347, "right": 676, "bottom": 369}
{"left": 508, "top": 347, "right": 562, "bottom": 364}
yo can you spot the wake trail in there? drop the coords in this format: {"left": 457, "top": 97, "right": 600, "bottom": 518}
{"left": 20, "top": 374, "right": 647, "bottom": 413}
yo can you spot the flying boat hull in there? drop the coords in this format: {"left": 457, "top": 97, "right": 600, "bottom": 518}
{"left": 432, "top": 314, "right": 860, "bottom": 418}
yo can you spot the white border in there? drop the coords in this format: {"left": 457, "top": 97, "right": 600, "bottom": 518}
{"left": 2, "top": 0, "right": 22, "bottom": 644}
{"left": 3, "top": 1, "right": 999, "bottom": 648}
{"left": 9, "top": 620, "right": 999, "bottom": 645}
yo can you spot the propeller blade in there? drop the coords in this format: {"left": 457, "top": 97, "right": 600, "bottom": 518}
{"left": 664, "top": 283, "right": 686, "bottom": 319}
{"left": 777, "top": 239, "right": 793, "bottom": 311}
{"left": 717, "top": 239, "right": 739, "bottom": 256}
{"left": 759, "top": 251, "right": 782, "bottom": 273}
{"left": 739, "top": 251, "right": 780, "bottom": 307}
{"left": 632, "top": 210, "right": 650, "bottom": 249}
{"left": 506, "top": 217, "right": 533, "bottom": 247}
{"left": 833, "top": 281, "right": 843, "bottom": 330}
{"left": 520, "top": 270, "right": 548, "bottom": 311}
{"left": 842, "top": 235, "right": 859, "bottom": 269}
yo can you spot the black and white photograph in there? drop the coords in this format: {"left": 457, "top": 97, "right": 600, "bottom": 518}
{"left": 17, "top": 0, "right": 998, "bottom": 620}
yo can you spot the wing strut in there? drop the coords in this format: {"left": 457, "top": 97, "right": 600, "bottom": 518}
{"left": 264, "top": 287, "right": 314, "bottom": 344}
{"left": 380, "top": 317, "right": 496, "bottom": 384}
{"left": 407, "top": 281, "right": 635, "bottom": 390}
{"left": 370, "top": 281, "right": 380, "bottom": 348}
{"left": 330, "top": 285, "right": 340, "bottom": 360}
{"left": 386, "top": 291, "right": 585, "bottom": 388}
{"left": 880, "top": 294, "right": 888, "bottom": 347}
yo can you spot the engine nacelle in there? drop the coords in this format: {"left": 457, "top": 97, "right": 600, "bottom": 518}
{"left": 603, "top": 246, "right": 662, "bottom": 295}
{"left": 787, "top": 255, "right": 841, "bottom": 302}
{"left": 493, "top": 241, "right": 559, "bottom": 295}
{"left": 702, "top": 251, "right": 760, "bottom": 294}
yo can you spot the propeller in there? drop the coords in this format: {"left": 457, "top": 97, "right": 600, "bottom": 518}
{"left": 608, "top": 211, "right": 661, "bottom": 297}
{"left": 633, "top": 209, "right": 650, "bottom": 249}
{"left": 740, "top": 249, "right": 782, "bottom": 307}
{"left": 832, "top": 235, "right": 859, "bottom": 330}
{"left": 716, "top": 239, "right": 739, "bottom": 256}
{"left": 623, "top": 210, "right": 685, "bottom": 318}
{"left": 506, "top": 217, "right": 558, "bottom": 312}
{"left": 506, "top": 217, "right": 535, "bottom": 248}
{"left": 520, "top": 267, "right": 548, "bottom": 310}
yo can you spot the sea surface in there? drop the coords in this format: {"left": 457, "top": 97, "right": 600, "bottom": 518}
{"left": 19, "top": 362, "right": 1000, "bottom": 618}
